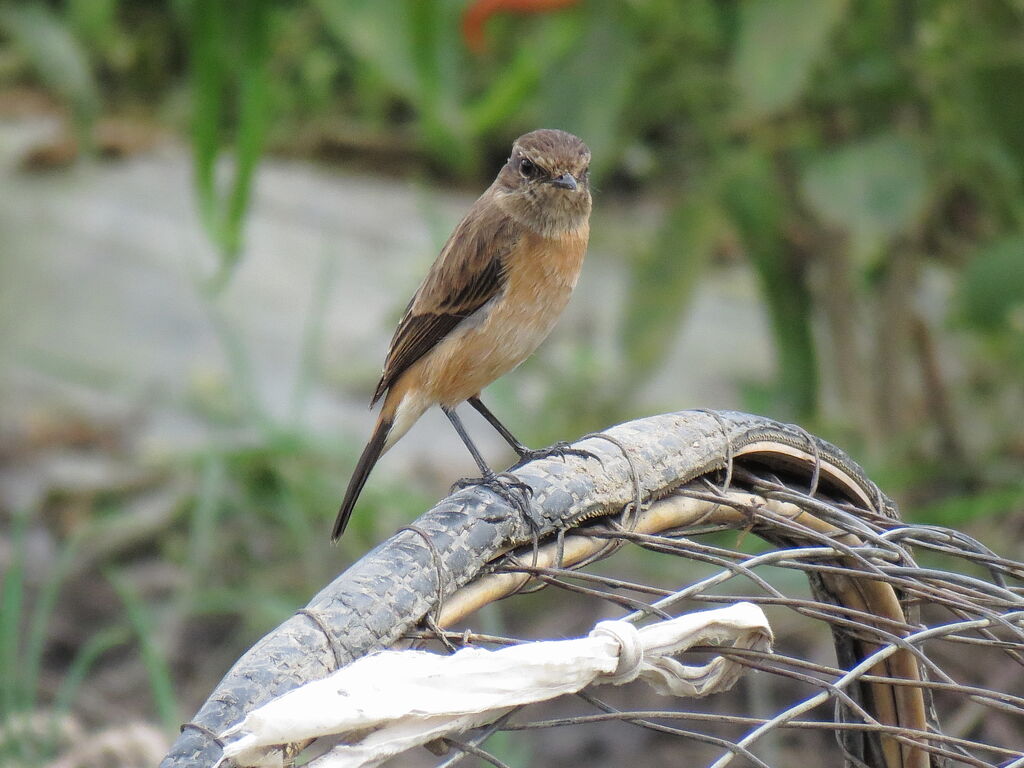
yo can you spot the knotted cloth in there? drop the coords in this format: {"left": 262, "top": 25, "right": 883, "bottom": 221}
{"left": 220, "top": 603, "right": 772, "bottom": 768}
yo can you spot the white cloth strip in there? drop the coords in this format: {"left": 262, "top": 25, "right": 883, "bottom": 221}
{"left": 220, "top": 602, "right": 772, "bottom": 768}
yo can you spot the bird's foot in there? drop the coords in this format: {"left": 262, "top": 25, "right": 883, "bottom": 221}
{"left": 451, "top": 471, "right": 537, "bottom": 531}
{"left": 512, "top": 441, "right": 597, "bottom": 468}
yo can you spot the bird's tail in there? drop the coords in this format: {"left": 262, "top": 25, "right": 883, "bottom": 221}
{"left": 333, "top": 384, "right": 425, "bottom": 542}
{"left": 332, "top": 411, "right": 393, "bottom": 542}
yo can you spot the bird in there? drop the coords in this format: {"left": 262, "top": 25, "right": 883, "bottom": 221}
{"left": 332, "top": 128, "right": 592, "bottom": 541}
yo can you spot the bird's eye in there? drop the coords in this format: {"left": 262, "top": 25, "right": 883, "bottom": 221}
{"left": 519, "top": 158, "right": 537, "bottom": 178}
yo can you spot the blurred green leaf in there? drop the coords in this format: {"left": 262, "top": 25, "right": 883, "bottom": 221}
{"left": 188, "top": 0, "right": 272, "bottom": 291}
{"left": 314, "top": 0, "right": 419, "bottom": 99}
{"left": 316, "top": 0, "right": 476, "bottom": 172}
{"left": 407, "top": 0, "right": 473, "bottom": 171}
{"left": 960, "top": 235, "right": 1024, "bottom": 332}
{"left": 911, "top": 482, "right": 1024, "bottom": 527}
{"left": 226, "top": 0, "right": 271, "bottom": 263}
{"left": 0, "top": 1, "right": 100, "bottom": 148}
{"left": 801, "top": 132, "right": 929, "bottom": 266}
{"left": 189, "top": 0, "right": 223, "bottom": 232}
{"left": 534, "top": 0, "right": 635, "bottom": 177}
{"left": 622, "top": 190, "right": 724, "bottom": 379}
{"left": 65, "top": 0, "right": 118, "bottom": 49}
{"left": 974, "top": 62, "right": 1024, "bottom": 181}
{"left": 466, "top": 15, "right": 578, "bottom": 138}
{"left": 723, "top": 149, "right": 818, "bottom": 419}
{"left": 731, "top": 0, "right": 848, "bottom": 123}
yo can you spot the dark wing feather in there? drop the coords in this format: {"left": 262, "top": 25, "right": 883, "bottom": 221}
{"left": 371, "top": 199, "right": 521, "bottom": 404}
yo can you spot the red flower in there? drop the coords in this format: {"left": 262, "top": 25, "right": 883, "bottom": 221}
{"left": 462, "top": 0, "right": 581, "bottom": 55}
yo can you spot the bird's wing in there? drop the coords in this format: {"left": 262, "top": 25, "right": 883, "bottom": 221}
{"left": 371, "top": 199, "right": 522, "bottom": 404}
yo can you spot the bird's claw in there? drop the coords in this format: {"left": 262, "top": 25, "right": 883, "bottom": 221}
{"left": 495, "top": 471, "right": 534, "bottom": 498}
{"left": 450, "top": 471, "right": 537, "bottom": 531}
{"left": 451, "top": 471, "right": 533, "bottom": 498}
{"left": 513, "top": 441, "right": 597, "bottom": 468}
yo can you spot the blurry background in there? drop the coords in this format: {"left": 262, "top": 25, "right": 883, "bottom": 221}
{"left": 1, "top": 0, "right": 1023, "bottom": 765}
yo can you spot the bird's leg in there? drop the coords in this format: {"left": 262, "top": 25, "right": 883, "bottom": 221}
{"left": 466, "top": 396, "right": 529, "bottom": 455}
{"left": 467, "top": 396, "right": 595, "bottom": 467}
{"left": 442, "top": 406, "right": 535, "bottom": 523}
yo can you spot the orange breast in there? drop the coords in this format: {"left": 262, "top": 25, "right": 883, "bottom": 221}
{"left": 413, "top": 223, "right": 589, "bottom": 406}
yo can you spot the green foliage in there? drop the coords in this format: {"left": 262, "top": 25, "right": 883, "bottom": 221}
{"left": 53, "top": 626, "right": 131, "bottom": 717}
{"left": 730, "top": 0, "right": 849, "bottom": 123}
{"left": 975, "top": 61, "right": 1024, "bottom": 181}
{"left": 0, "top": 516, "right": 84, "bottom": 762}
{"left": 960, "top": 235, "right": 1024, "bottom": 333}
{"left": 315, "top": 0, "right": 473, "bottom": 171}
{"left": 801, "top": 132, "right": 930, "bottom": 267}
{"left": 187, "top": 0, "right": 272, "bottom": 291}
{"left": 723, "top": 149, "right": 819, "bottom": 419}
{"left": 15, "top": 0, "right": 1009, "bottom": 450}
{"left": 106, "top": 571, "right": 179, "bottom": 733}
{"left": 911, "top": 482, "right": 1024, "bottom": 528}
{"left": 622, "top": 189, "right": 724, "bottom": 382}
{"left": 2, "top": 1, "right": 1019, "bottom": 471}
{"left": 65, "top": 0, "right": 120, "bottom": 57}
{"left": 313, "top": 0, "right": 621, "bottom": 175}
{"left": 0, "top": 1, "right": 99, "bottom": 147}
{"left": 959, "top": 235, "right": 1024, "bottom": 371}
{"left": 4, "top": 2, "right": 1024, "bottom": 749}
{"left": 531, "top": 0, "right": 636, "bottom": 178}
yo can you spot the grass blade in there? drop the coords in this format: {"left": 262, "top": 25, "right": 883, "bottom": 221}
{"left": 0, "top": 512, "right": 29, "bottom": 718}
{"left": 21, "top": 531, "right": 85, "bottom": 713}
{"left": 188, "top": 0, "right": 272, "bottom": 292}
{"left": 218, "top": 0, "right": 271, "bottom": 281}
{"left": 106, "top": 570, "right": 179, "bottom": 733}
{"left": 188, "top": 0, "right": 224, "bottom": 239}
{"left": 53, "top": 626, "right": 130, "bottom": 716}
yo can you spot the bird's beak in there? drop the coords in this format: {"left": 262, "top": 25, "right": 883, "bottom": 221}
{"left": 548, "top": 172, "right": 577, "bottom": 191}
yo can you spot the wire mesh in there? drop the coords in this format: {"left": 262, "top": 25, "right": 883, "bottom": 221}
{"left": 396, "top": 463, "right": 1024, "bottom": 768}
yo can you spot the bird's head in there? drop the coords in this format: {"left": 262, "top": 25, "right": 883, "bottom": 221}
{"left": 493, "top": 129, "right": 592, "bottom": 236}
